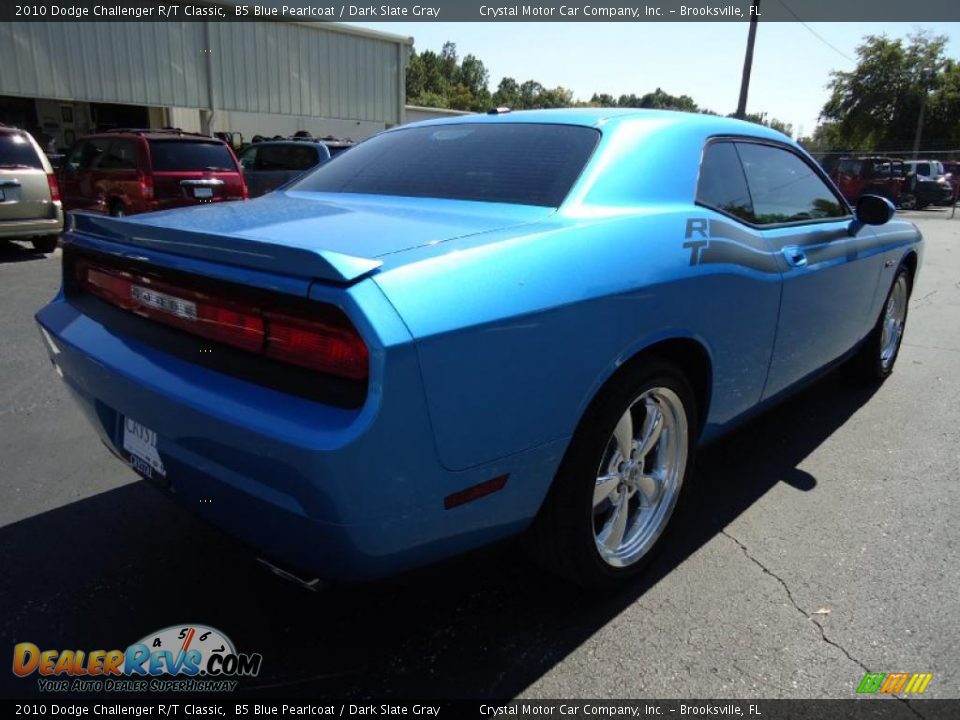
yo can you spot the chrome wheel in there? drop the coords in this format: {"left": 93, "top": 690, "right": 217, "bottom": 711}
{"left": 880, "top": 274, "right": 908, "bottom": 369}
{"left": 592, "top": 387, "right": 688, "bottom": 568}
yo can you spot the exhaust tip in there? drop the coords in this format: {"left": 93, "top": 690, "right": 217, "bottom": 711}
{"left": 256, "top": 557, "right": 325, "bottom": 592}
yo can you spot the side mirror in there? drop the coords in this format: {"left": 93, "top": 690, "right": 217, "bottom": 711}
{"left": 855, "top": 194, "right": 895, "bottom": 226}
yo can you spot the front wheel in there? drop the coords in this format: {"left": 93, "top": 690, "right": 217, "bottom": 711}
{"left": 31, "top": 235, "right": 59, "bottom": 254}
{"left": 527, "top": 359, "right": 698, "bottom": 587}
{"left": 856, "top": 268, "right": 911, "bottom": 380}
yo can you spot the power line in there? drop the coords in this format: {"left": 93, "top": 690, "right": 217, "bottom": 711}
{"left": 775, "top": 0, "right": 856, "bottom": 63}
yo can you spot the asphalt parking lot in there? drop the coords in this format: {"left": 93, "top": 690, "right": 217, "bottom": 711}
{"left": 1, "top": 209, "right": 958, "bottom": 701}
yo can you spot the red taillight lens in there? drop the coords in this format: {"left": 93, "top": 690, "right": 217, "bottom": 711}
{"left": 47, "top": 173, "right": 61, "bottom": 202}
{"left": 138, "top": 172, "right": 154, "bottom": 200}
{"left": 78, "top": 260, "right": 367, "bottom": 380}
{"left": 265, "top": 312, "right": 368, "bottom": 380}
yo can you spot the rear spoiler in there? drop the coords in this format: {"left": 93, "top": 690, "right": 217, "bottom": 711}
{"left": 68, "top": 212, "right": 382, "bottom": 285}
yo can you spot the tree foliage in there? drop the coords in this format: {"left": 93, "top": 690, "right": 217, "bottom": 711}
{"left": 406, "top": 41, "right": 789, "bottom": 132}
{"left": 819, "top": 32, "right": 959, "bottom": 151}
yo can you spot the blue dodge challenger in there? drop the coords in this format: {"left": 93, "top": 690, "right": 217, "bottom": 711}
{"left": 36, "top": 109, "right": 922, "bottom": 587}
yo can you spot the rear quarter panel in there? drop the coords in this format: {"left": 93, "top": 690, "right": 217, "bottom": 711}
{"left": 374, "top": 209, "right": 782, "bottom": 471}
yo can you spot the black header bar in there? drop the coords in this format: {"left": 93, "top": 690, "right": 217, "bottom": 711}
{"left": 2, "top": 0, "right": 959, "bottom": 23}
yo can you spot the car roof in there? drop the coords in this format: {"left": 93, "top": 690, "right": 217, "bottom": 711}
{"left": 394, "top": 107, "right": 794, "bottom": 142}
{"left": 248, "top": 140, "right": 330, "bottom": 148}
{"left": 83, "top": 130, "right": 228, "bottom": 143}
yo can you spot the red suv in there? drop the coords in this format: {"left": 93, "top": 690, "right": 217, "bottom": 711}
{"left": 831, "top": 156, "right": 907, "bottom": 207}
{"left": 60, "top": 129, "right": 247, "bottom": 216}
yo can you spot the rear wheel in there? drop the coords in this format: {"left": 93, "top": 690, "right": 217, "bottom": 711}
{"left": 856, "top": 267, "right": 911, "bottom": 380}
{"left": 528, "top": 359, "right": 698, "bottom": 587}
{"left": 31, "top": 235, "right": 58, "bottom": 254}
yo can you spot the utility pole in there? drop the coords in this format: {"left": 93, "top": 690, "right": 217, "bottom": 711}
{"left": 911, "top": 68, "right": 934, "bottom": 160}
{"left": 736, "top": 0, "right": 761, "bottom": 119}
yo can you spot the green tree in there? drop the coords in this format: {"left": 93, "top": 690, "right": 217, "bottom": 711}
{"left": 820, "top": 32, "right": 956, "bottom": 151}
{"left": 493, "top": 77, "right": 520, "bottom": 108}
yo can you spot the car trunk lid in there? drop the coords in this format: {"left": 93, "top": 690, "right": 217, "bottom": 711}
{"left": 69, "top": 191, "right": 552, "bottom": 285}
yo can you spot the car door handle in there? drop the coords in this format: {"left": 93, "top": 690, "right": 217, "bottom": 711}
{"left": 782, "top": 245, "right": 808, "bottom": 268}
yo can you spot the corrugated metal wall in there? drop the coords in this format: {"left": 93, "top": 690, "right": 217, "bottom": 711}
{"left": 0, "top": 22, "right": 402, "bottom": 124}
{"left": 209, "top": 23, "right": 401, "bottom": 124}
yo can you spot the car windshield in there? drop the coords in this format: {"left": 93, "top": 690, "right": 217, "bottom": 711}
{"left": 291, "top": 123, "right": 600, "bottom": 207}
{"left": 148, "top": 140, "right": 236, "bottom": 172}
{"left": 0, "top": 132, "right": 43, "bottom": 169}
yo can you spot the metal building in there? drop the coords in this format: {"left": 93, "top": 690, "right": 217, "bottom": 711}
{"left": 0, "top": 21, "right": 412, "bottom": 151}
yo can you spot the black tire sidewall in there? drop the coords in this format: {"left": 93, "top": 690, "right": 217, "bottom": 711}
{"left": 31, "top": 236, "right": 58, "bottom": 254}
{"left": 869, "top": 268, "right": 911, "bottom": 379}
{"left": 543, "top": 359, "right": 699, "bottom": 587}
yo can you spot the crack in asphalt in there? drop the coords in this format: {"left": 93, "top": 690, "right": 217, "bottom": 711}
{"left": 720, "top": 530, "right": 926, "bottom": 719}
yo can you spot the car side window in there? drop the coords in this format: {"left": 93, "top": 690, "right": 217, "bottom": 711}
{"left": 239, "top": 147, "right": 257, "bottom": 170}
{"left": 100, "top": 140, "right": 138, "bottom": 170}
{"left": 735, "top": 142, "right": 848, "bottom": 225}
{"left": 79, "top": 138, "right": 110, "bottom": 170}
{"left": 66, "top": 142, "right": 87, "bottom": 171}
{"left": 696, "top": 142, "right": 754, "bottom": 222}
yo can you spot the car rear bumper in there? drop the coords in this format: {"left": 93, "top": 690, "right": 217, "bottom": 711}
{"left": 0, "top": 212, "right": 63, "bottom": 239}
{"left": 35, "top": 292, "right": 563, "bottom": 582}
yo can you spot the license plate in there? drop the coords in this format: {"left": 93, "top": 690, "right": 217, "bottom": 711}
{"left": 122, "top": 417, "right": 166, "bottom": 479}
{"left": 193, "top": 187, "right": 213, "bottom": 199}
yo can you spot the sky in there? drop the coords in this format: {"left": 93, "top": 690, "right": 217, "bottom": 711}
{"left": 347, "top": 21, "right": 960, "bottom": 138}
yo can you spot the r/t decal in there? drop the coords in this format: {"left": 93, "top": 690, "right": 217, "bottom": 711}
{"left": 683, "top": 217, "right": 710, "bottom": 265}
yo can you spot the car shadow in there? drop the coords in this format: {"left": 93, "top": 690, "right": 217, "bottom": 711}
{"left": 0, "top": 368, "right": 878, "bottom": 699}
{"left": 0, "top": 240, "right": 52, "bottom": 263}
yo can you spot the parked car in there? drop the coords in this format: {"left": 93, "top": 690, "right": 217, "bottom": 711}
{"left": 36, "top": 110, "right": 921, "bottom": 588}
{"left": 902, "top": 159, "right": 955, "bottom": 207}
{"left": 832, "top": 156, "right": 908, "bottom": 207}
{"left": 317, "top": 136, "right": 354, "bottom": 158}
{"left": 0, "top": 125, "right": 63, "bottom": 253}
{"left": 59, "top": 129, "right": 247, "bottom": 217}
{"left": 943, "top": 161, "right": 960, "bottom": 200}
{"left": 238, "top": 140, "right": 330, "bottom": 197}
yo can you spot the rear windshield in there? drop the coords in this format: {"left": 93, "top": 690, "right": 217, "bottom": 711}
{"left": 258, "top": 144, "right": 323, "bottom": 171}
{"left": 148, "top": 140, "right": 236, "bottom": 172}
{"left": 291, "top": 123, "right": 600, "bottom": 207}
{"left": 0, "top": 132, "right": 43, "bottom": 169}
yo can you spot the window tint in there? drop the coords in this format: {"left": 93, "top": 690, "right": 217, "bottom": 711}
{"left": 736, "top": 143, "right": 847, "bottom": 225}
{"left": 838, "top": 159, "right": 861, "bottom": 175}
{"left": 148, "top": 141, "right": 236, "bottom": 172}
{"left": 257, "top": 144, "right": 322, "bottom": 171}
{"left": 99, "top": 140, "right": 138, "bottom": 170}
{"left": 66, "top": 142, "right": 86, "bottom": 171}
{"left": 291, "top": 124, "right": 600, "bottom": 207}
{"left": 0, "top": 131, "right": 43, "bottom": 169}
{"left": 238, "top": 147, "right": 257, "bottom": 170}
{"left": 79, "top": 138, "right": 110, "bottom": 170}
{"left": 696, "top": 142, "right": 753, "bottom": 221}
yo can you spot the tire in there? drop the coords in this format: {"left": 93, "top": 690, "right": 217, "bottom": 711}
{"left": 31, "top": 235, "right": 59, "bottom": 254}
{"left": 897, "top": 194, "right": 917, "bottom": 211}
{"left": 856, "top": 267, "right": 911, "bottom": 380}
{"left": 527, "top": 358, "right": 698, "bottom": 588}
{"left": 109, "top": 201, "right": 126, "bottom": 217}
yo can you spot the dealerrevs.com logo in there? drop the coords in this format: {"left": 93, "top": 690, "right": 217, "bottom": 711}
{"left": 12, "top": 624, "right": 263, "bottom": 693}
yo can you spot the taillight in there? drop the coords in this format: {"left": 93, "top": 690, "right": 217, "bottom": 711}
{"left": 47, "top": 173, "right": 60, "bottom": 202}
{"left": 138, "top": 172, "right": 154, "bottom": 200}
{"left": 77, "top": 260, "right": 367, "bottom": 381}
{"left": 265, "top": 312, "right": 368, "bottom": 380}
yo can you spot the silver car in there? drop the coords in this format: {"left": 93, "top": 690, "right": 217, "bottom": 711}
{"left": 0, "top": 126, "right": 63, "bottom": 253}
